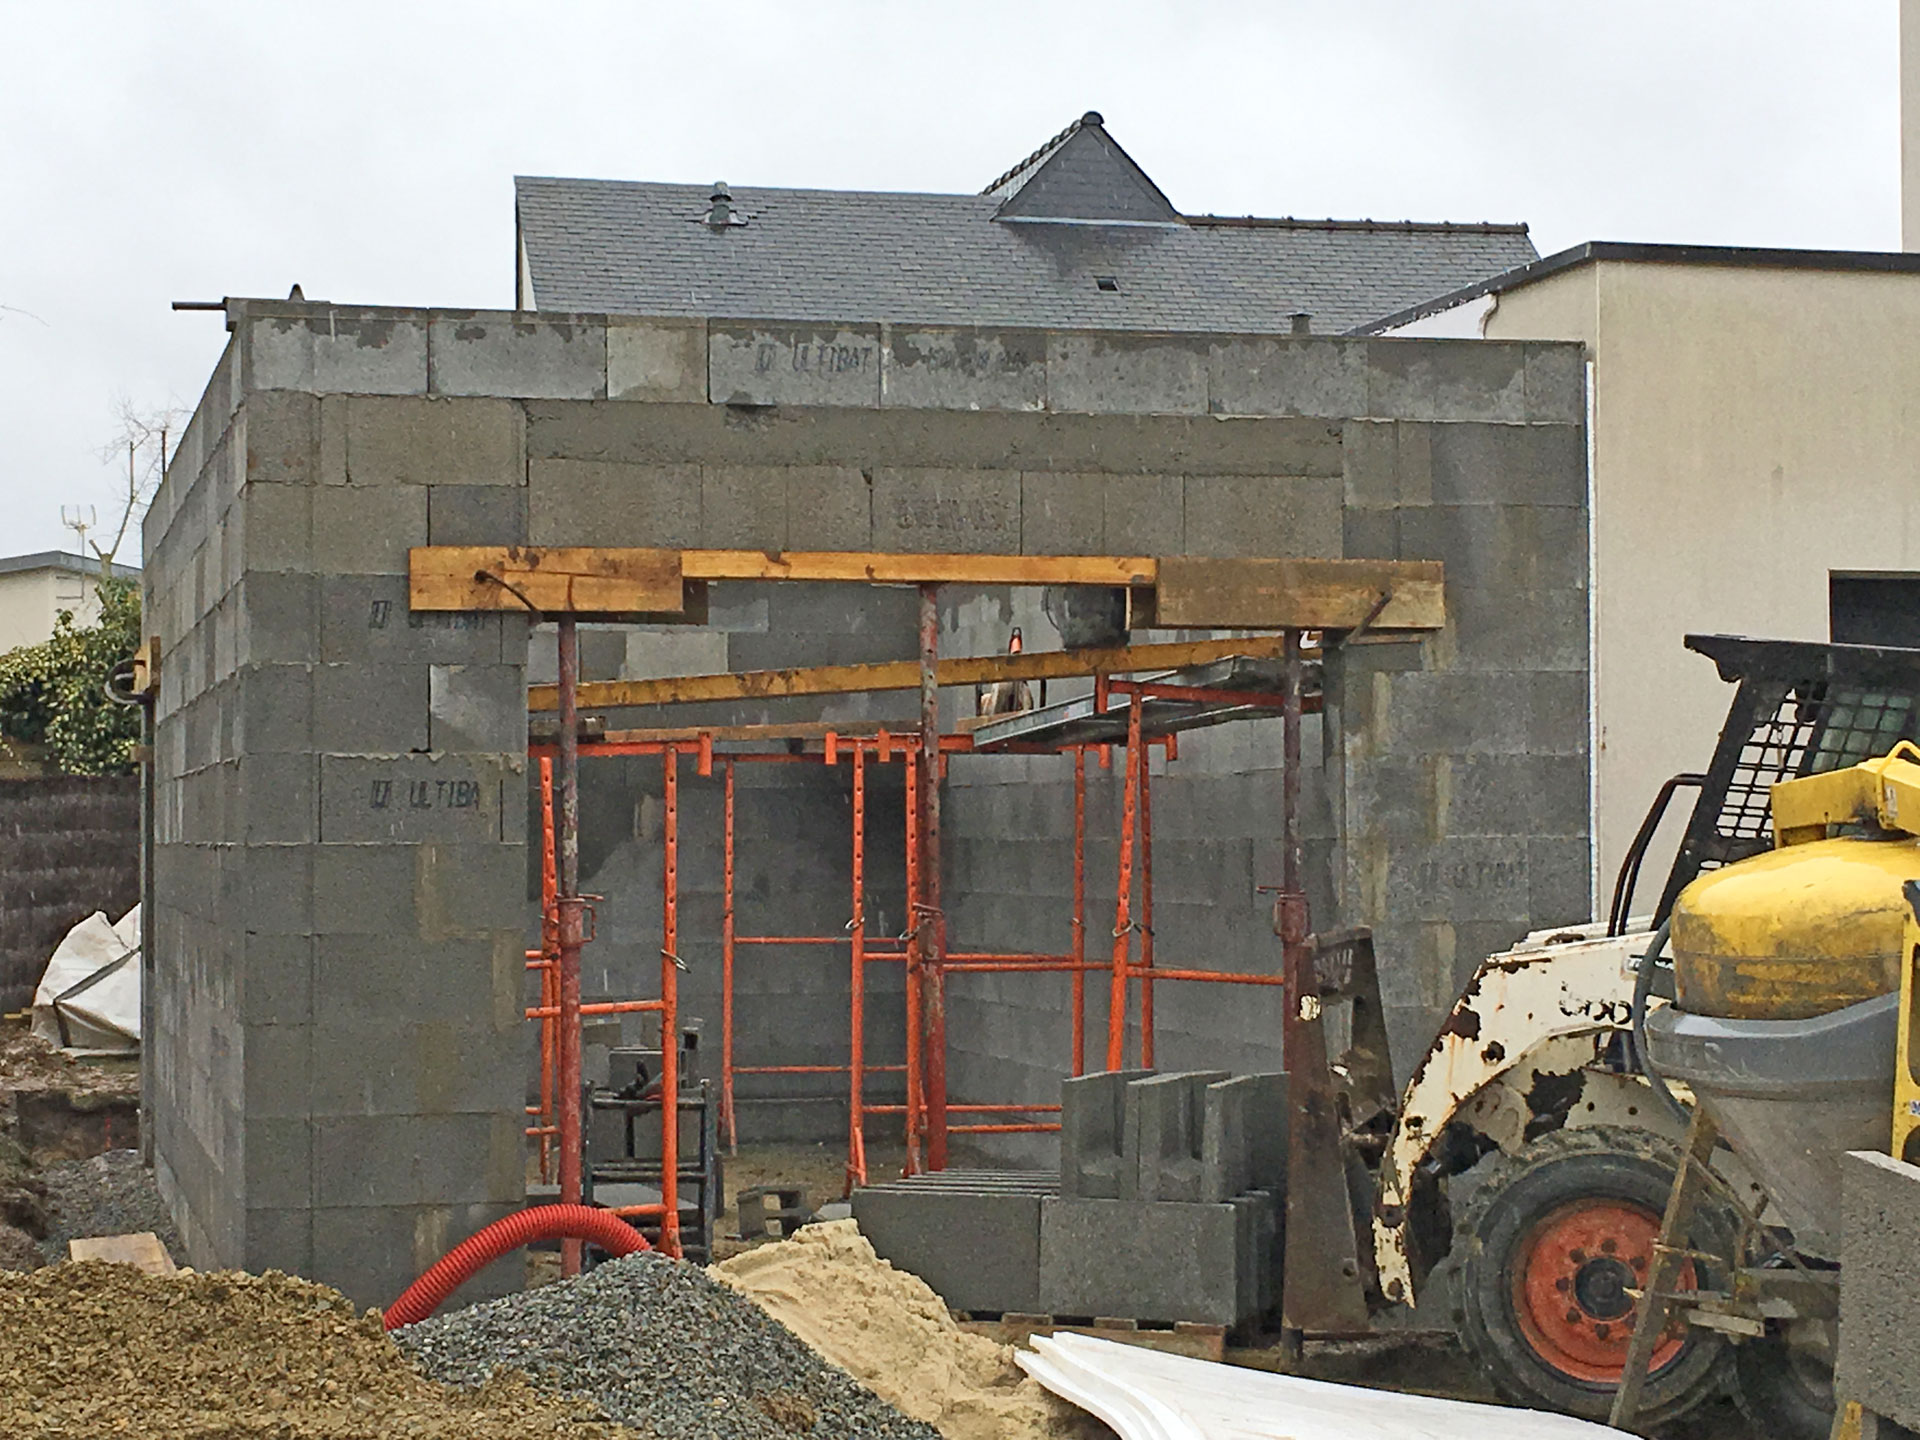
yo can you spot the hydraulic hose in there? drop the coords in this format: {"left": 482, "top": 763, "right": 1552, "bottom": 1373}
{"left": 383, "top": 1203, "right": 649, "bottom": 1329}
{"left": 1630, "top": 919, "right": 1689, "bottom": 1123}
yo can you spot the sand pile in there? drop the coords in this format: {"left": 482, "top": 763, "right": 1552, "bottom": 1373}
{"left": 0, "top": 1262, "right": 633, "bottom": 1438}
{"left": 713, "top": 1220, "right": 1099, "bottom": 1440}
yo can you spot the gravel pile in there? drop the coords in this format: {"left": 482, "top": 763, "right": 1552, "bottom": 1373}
{"left": 0, "top": 1262, "right": 634, "bottom": 1438}
{"left": 399, "top": 1251, "right": 943, "bottom": 1440}
{"left": 35, "top": 1148, "right": 182, "bottom": 1265}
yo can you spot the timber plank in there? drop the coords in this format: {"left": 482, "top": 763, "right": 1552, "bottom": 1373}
{"left": 1155, "top": 557, "right": 1443, "bottom": 630}
{"left": 529, "top": 635, "right": 1292, "bottom": 712}
{"left": 410, "top": 546, "right": 684, "bottom": 614}
{"left": 677, "top": 550, "right": 1157, "bottom": 586}
{"left": 68, "top": 1232, "right": 176, "bottom": 1275}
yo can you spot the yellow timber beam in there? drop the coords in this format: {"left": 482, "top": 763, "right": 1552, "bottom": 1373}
{"left": 528, "top": 635, "right": 1296, "bottom": 713}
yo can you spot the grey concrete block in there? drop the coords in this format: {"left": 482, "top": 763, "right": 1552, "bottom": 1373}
{"left": 1209, "top": 337, "right": 1368, "bottom": 418}
{"left": 309, "top": 1020, "right": 522, "bottom": 1118}
{"left": 524, "top": 398, "right": 1342, "bottom": 480}
{"left": 608, "top": 319, "right": 706, "bottom": 402}
{"left": 318, "top": 755, "right": 510, "bottom": 844}
{"left": 1342, "top": 508, "right": 1397, "bottom": 561}
{"left": 1201, "top": 1076, "right": 1254, "bottom": 1201}
{"left": 312, "top": 485, "right": 428, "bottom": 575}
{"left": 240, "top": 934, "right": 313, "bottom": 1026}
{"left": 242, "top": 845, "right": 314, "bottom": 937}
{"left": 314, "top": 662, "right": 430, "bottom": 753}
{"left": 245, "top": 312, "right": 429, "bottom": 396}
{"left": 1385, "top": 838, "right": 1531, "bottom": 925}
{"left": 414, "top": 844, "right": 526, "bottom": 941}
{"left": 240, "top": 752, "right": 317, "bottom": 844}
{"left": 1020, "top": 472, "right": 1103, "bottom": 555}
{"left": 1039, "top": 1197, "right": 1249, "bottom": 1325}
{"left": 238, "top": 664, "right": 312, "bottom": 755}
{"left": 853, "top": 1176, "right": 1048, "bottom": 1314}
{"left": 1365, "top": 339, "right": 1527, "bottom": 422}
{"left": 244, "top": 1027, "right": 312, "bottom": 1121}
{"left": 430, "top": 314, "right": 606, "bottom": 400}
{"left": 883, "top": 328, "right": 1047, "bottom": 411}
{"left": 701, "top": 466, "right": 788, "bottom": 550}
{"left": 428, "top": 484, "right": 527, "bottom": 546}
{"left": 1242, "top": 1073, "right": 1288, "bottom": 1193}
{"left": 784, "top": 467, "right": 871, "bottom": 550}
{"left": 1059, "top": 1069, "right": 1153, "bottom": 1198}
{"left": 244, "top": 392, "right": 318, "bottom": 485}
{"left": 241, "top": 482, "right": 313, "bottom": 574}
{"left": 1839, "top": 1151, "right": 1920, "bottom": 1429}
{"left": 1524, "top": 342, "right": 1587, "bottom": 423}
{"left": 313, "top": 934, "right": 518, "bottom": 1029}
{"left": 1341, "top": 419, "right": 1396, "bottom": 509}
{"left": 1127, "top": 1071, "right": 1229, "bottom": 1202}
{"left": 1527, "top": 837, "right": 1593, "bottom": 927}
{"left": 1448, "top": 584, "right": 1587, "bottom": 674}
{"left": 429, "top": 664, "right": 526, "bottom": 753}
{"left": 344, "top": 396, "right": 523, "bottom": 487}
{"left": 1183, "top": 475, "right": 1342, "bottom": 558}
{"left": 1428, "top": 422, "right": 1585, "bottom": 507}
{"left": 872, "top": 468, "right": 1020, "bottom": 554}
{"left": 528, "top": 458, "right": 702, "bottom": 547}
{"left": 1047, "top": 333, "right": 1207, "bottom": 415}
{"left": 242, "top": 1206, "right": 313, "bottom": 1279}
{"left": 1527, "top": 670, "right": 1589, "bottom": 756}
{"left": 242, "top": 1117, "right": 312, "bottom": 1209}
{"left": 320, "top": 576, "right": 503, "bottom": 665}
{"left": 711, "top": 324, "right": 882, "bottom": 406}
{"left": 1101, "top": 473, "right": 1183, "bottom": 555}
{"left": 312, "top": 844, "right": 417, "bottom": 935}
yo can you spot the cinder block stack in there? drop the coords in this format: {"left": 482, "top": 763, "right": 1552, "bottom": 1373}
{"left": 854, "top": 1069, "right": 1287, "bottom": 1327}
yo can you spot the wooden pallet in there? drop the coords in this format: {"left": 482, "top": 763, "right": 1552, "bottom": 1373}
{"left": 960, "top": 1312, "right": 1228, "bottom": 1363}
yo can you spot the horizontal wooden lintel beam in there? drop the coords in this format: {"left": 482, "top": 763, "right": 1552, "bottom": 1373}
{"left": 528, "top": 635, "right": 1297, "bottom": 713}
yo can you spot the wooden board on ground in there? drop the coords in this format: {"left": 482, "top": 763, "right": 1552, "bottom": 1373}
{"left": 410, "top": 546, "right": 685, "bottom": 614}
{"left": 68, "top": 1232, "right": 176, "bottom": 1275}
{"left": 678, "top": 550, "right": 1156, "bottom": 587}
{"left": 1155, "top": 558, "right": 1444, "bottom": 630}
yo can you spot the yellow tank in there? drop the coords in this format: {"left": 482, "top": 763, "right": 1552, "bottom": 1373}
{"left": 1669, "top": 835, "right": 1920, "bottom": 1019}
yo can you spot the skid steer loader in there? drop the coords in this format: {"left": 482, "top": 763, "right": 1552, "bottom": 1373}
{"left": 1311, "top": 634, "right": 1920, "bottom": 1428}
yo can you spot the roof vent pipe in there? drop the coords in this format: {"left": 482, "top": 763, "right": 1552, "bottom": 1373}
{"left": 705, "top": 182, "right": 738, "bottom": 230}
{"left": 1290, "top": 312, "right": 1311, "bottom": 335}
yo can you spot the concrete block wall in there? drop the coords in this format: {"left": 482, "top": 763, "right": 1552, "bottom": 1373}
{"left": 147, "top": 300, "right": 1585, "bottom": 1286}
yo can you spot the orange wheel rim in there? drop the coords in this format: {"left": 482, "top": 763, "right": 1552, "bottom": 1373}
{"left": 1511, "top": 1197, "right": 1691, "bottom": 1384}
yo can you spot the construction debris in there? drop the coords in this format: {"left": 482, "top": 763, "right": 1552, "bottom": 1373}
{"left": 0, "top": 1262, "right": 632, "bottom": 1438}
{"left": 400, "top": 1248, "right": 943, "bottom": 1439}
{"left": 34, "top": 1149, "right": 182, "bottom": 1266}
{"left": 713, "top": 1220, "right": 1099, "bottom": 1440}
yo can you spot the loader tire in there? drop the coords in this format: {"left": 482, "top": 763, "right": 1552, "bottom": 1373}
{"left": 1730, "top": 1327, "right": 1833, "bottom": 1440}
{"left": 1453, "top": 1125, "right": 1736, "bottom": 1426}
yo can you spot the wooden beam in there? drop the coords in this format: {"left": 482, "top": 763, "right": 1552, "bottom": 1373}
{"left": 410, "top": 546, "right": 684, "bottom": 614}
{"left": 677, "top": 549, "right": 1157, "bottom": 586}
{"left": 529, "top": 635, "right": 1293, "bottom": 712}
{"left": 1154, "top": 558, "right": 1444, "bottom": 630}
{"left": 582, "top": 721, "right": 903, "bottom": 746}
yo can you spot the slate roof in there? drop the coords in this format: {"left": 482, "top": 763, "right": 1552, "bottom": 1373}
{"left": 515, "top": 115, "right": 1537, "bottom": 337}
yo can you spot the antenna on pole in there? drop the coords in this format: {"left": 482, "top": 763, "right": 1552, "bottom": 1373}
{"left": 61, "top": 505, "right": 97, "bottom": 558}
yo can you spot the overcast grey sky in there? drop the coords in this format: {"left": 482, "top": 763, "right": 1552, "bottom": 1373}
{"left": 0, "top": 1, "right": 1900, "bottom": 560}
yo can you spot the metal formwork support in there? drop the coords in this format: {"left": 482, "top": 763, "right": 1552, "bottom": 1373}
{"left": 848, "top": 743, "right": 869, "bottom": 1191}
{"left": 660, "top": 746, "right": 682, "bottom": 1258}
{"left": 1140, "top": 735, "right": 1156, "bottom": 1070}
{"left": 1071, "top": 746, "right": 1087, "bottom": 1077}
{"left": 555, "top": 616, "right": 585, "bottom": 1276}
{"left": 917, "top": 582, "right": 949, "bottom": 1171}
{"left": 721, "top": 759, "right": 737, "bottom": 1153}
{"left": 903, "top": 745, "right": 925, "bottom": 1175}
{"left": 1106, "top": 688, "right": 1144, "bottom": 1071}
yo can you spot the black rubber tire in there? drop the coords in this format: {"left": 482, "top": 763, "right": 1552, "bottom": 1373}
{"left": 1453, "top": 1125, "right": 1737, "bottom": 1427}
{"left": 1731, "top": 1330, "right": 1834, "bottom": 1440}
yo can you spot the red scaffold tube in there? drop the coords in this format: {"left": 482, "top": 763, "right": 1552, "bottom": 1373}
{"left": 382, "top": 1204, "right": 650, "bottom": 1330}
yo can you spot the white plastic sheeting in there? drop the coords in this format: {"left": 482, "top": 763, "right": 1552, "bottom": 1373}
{"left": 1016, "top": 1333, "right": 1629, "bottom": 1440}
{"left": 30, "top": 905, "right": 140, "bottom": 1053}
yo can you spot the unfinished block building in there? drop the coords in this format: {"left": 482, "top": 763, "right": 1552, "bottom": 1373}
{"left": 144, "top": 297, "right": 1587, "bottom": 1306}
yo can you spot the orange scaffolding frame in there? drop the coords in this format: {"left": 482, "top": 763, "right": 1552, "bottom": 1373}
{"left": 523, "top": 664, "right": 1318, "bottom": 1211}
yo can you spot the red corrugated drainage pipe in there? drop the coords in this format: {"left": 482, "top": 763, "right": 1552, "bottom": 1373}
{"left": 383, "top": 1203, "right": 650, "bottom": 1330}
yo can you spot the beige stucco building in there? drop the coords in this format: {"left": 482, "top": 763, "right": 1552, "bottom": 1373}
{"left": 1375, "top": 245, "right": 1920, "bottom": 905}
{"left": 0, "top": 551, "right": 139, "bottom": 655}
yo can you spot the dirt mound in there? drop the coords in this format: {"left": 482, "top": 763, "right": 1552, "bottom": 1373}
{"left": 712, "top": 1220, "right": 1098, "bottom": 1440}
{"left": 0, "top": 1262, "right": 636, "bottom": 1437}
{"left": 0, "top": 1020, "right": 136, "bottom": 1102}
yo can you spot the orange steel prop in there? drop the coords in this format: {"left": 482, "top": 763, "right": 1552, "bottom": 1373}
{"left": 903, "top": 746, "right": 924, "bottom": 1174}
{"left": 1106, "top": 688, "right": 1144, "bottom": 1071}
{"left": 848, "top": 742, "right": 868, "bottom": 1190}
{"left": 1071, "top": 746, "right": 1087, "bottom": 1077}
{"left": 555, "top": 616, "right": 584, "bottom": 1276}
{"left": 917, "top": 584, "right": 948, "bottom": 1171}
{"left": 722, "top": 760, "right": 737, "bottom": 1152}
{"left": 1140, "top": 734, "right": 1156, "bottom": 1069}
{"left": 660, "top": 746, "right": 681, "bottom": 1257}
